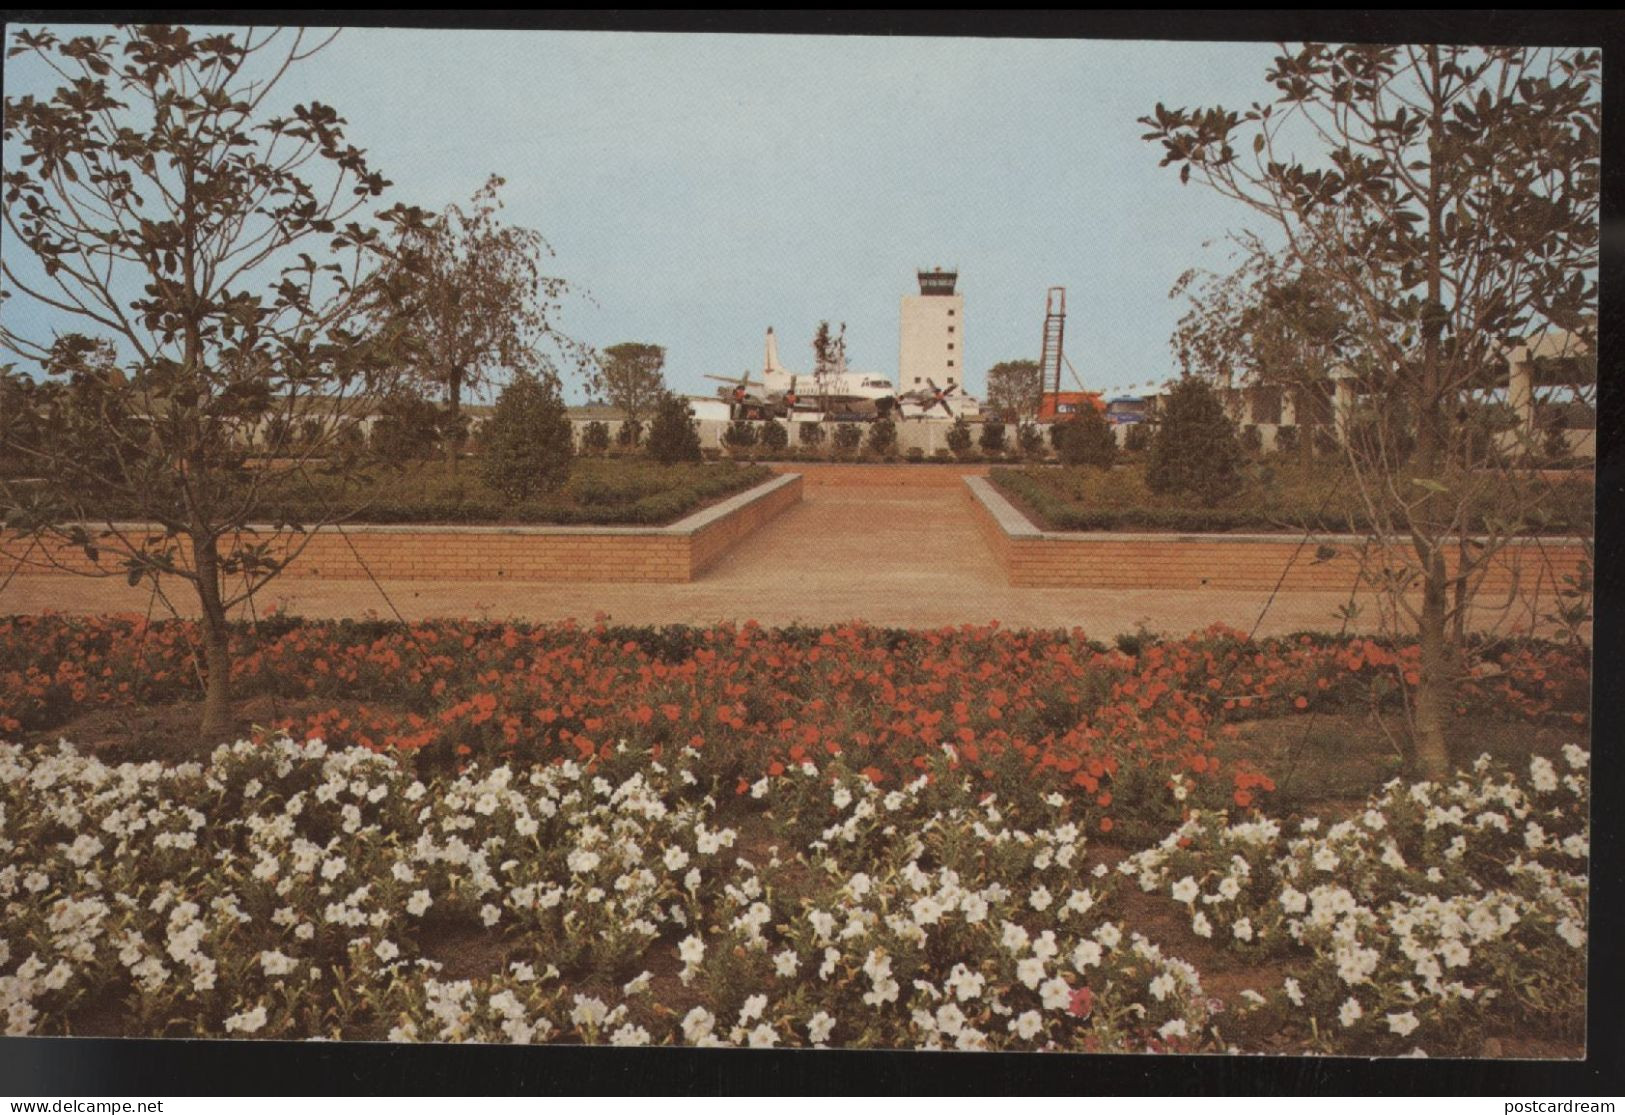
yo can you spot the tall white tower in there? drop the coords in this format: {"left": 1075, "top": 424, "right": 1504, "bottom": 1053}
{"left": 899, "top": 268, "right": 963, "bottom": 392}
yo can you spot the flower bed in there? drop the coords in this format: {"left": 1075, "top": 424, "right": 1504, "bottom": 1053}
{"left": 0, "top": 618, "right": 1589, "bottom": 837}
{"left": 0, "top": 736, "right": 1587, "bottom": 1052}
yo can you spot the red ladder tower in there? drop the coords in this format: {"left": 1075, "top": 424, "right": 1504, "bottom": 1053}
{"left": 1039, "top": 287, "right": 1067, "bottom": 396}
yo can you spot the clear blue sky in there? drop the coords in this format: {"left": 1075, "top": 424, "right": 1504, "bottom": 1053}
{"left": 5, "top": 26, "right": 1287, "bottom": 404}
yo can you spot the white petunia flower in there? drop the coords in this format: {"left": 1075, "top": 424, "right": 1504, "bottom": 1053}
{"left": 1385, "top": 1011, "right": 1420, "bottom": 1037}
{"left": 1339, "top": 997, "right": 1363, "bottom": 1027}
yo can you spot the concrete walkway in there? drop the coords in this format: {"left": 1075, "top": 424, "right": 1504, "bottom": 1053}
{"left": 0, "top": 468, "right": 1397, "bottom": 638}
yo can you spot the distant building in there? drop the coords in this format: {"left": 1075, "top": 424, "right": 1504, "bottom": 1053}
{"left": 1036, "top": 391, "right": 1105, "bottom": 421}
{"left": 899, "top": 268, "right": 963, "bottom": 393}
{"left": 1104, "top": 396, "right": 1149, "bottom": 425}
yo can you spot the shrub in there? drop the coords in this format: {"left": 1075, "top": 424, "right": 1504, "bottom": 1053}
{"left": 905, "top": 446, "right": 925, "bottom": 463}
{"left": 369, "top": 392, "right": 442, "bottom": 462}
{"left": 1312, "top": 426, "right": 1341, "bottom": 458}
{"left": 476, "top": 374, "right": 574, "bottom": 502}
{"left": 979, "top": 419, "right": 1007, "bottom": 455}
{"left": 946, "top": 416, "right": 973, "bottom": 458}
{"left": 866, "top": 417, "right": 897, "bottom": 456}
{"left": 1240, "top": 424, "right": 1264, "bottom": 456}
{"left": 1273, "top": 425, "right": 1297, "bottom": 455}
{"left": 646, "top": 393, "right": 703, "bottom": 465}
{"left": 723, "top": 419, "right": 758, "bottom": 451}
{"left": 615, "top": 419, "right": 642, "bottom": 448}
{"left": 1122, "top": 422, "right": 1150, "bottom": 453}
{"left": 932, "top": 448, "right": 952, "bottom": 462}
{"left": 797, "top": 422, "right": 826, "bottom": 448}
{"left": 1052, "top": 407, "right": 1117, "bottom": 468}
{"left": 1146, "top": 377, "right": 1243, "bottom": 506}
{"left": 832, "top": 422, "right": 862, "bottom": 454}
{"left": 581, "top": 420, "right": 610, "bottom": 456}
{"left": 760, "top": 419, "right": 789, "bottom": 453}
{"left": 1017, "top": 422, "right": 1046, "bottom": 459}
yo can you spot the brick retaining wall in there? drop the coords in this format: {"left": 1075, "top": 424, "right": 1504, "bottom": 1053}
{"left": 965, "top": 477, "right": 1587, "bottom": 597}
{"left": 768, "top": 462, "right": 988, "bottom": 488}
{"left": 2, "top": 474, "right": 802, "bottom": 585}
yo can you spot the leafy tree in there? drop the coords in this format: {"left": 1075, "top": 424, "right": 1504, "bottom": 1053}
{"left": 382, "top": 174, "right": 583, "bottom": 463}
{"left": 1145, "top": 377, "right": 1241, "bottom": 504}
{"left": 0, "top": 25, "right": 420, "bottom": 741}
{"left": 581, "top": 420, "right": 610, "bottom": 456}
{"left": 978, "top": 419, "right": 1007, "bottom": 455}
{"left": 477, "top": 373, "right": 573, "bottom": 502}
{"left": 591, "top": 342, "right": 666, "bottom": 436}
{"left": 1171, "top": 246, "right": 1348, "bottom": 460}
{"left": 759, "top": 419, "right": 789, "bottom": 453}
{"left": 368, "top": 390, "right": 443, "bottom": 462}
{"left": 645, "top": 392, "right": 702, "bottom": 465}
{"left": 811, "top": 321, "right": 847, "bottom": 409}
{"left": 1053, "top": 407, "right": 1118, "bottom": 468}
{"left": 985, "top": 360, "right": 1044, "bottom": 422}
{"left": 866, "top": 417, "right": 897, "bottom": 456}
{"left": 945, "top": 416, "right": 973, "bottom": 458}
{"left": 1016, "top": 422, "right": 1046, "bottom": 459}
{"left": 1143, "top": 43, "right": 1599, "bottom": 776}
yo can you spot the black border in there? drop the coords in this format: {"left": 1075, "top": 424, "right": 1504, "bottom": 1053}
{"left": 0, "top": 7, "right": 1619, "bottom": 1097}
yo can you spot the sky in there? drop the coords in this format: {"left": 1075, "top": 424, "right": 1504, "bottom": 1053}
{"left": 3, "top": 25, "right": 1291, "bottom": 404}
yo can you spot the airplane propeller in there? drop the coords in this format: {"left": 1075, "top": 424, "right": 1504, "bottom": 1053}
{"left": 706, "top": 370, "right": 770, "bottom": 420}
{"left": 914, "top": 377, "right": 959, "bottom": 418}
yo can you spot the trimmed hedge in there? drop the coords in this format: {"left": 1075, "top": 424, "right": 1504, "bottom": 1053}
{"left": 989, "top": 464, "right": 1594, "bottom": 536}
{"left": 65, "top": 460, "right": 773, "bottom": 528}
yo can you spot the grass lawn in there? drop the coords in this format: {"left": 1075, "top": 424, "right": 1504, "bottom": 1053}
{"left": 989, "top": 459, "right": 1594, "bottom": 535}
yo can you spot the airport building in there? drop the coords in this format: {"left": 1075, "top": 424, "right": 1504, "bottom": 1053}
{"left": 898, "top": 268, "right": 963, "bottom": 394}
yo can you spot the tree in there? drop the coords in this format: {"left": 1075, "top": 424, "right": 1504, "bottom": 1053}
{"left": 369, "top": 389, "right": 443, "bottom": 462}
{"left": 723, "top": 419, "right": 758, "bottom": 452}
{"left": 759, "top": 419, "right": 788, "bottom": 453}
{"left": 811, "top": 321, "right": 847, "bottom": 410}
{"left": 477, "top": 373, "right": 573, "bottom": 502}
{"left": 1053, "top": 408, "right": 1118, "bottom": 468}
{"left": 1143, "top": 43, "right": 1599, "bottom": 777}
{"left": 384, "top": 174, "right": 581, "bottom": 463}
{"left": 978, "top": 419, "right": 1007, "bottom": 455}
{"left": 645, "top": 392, "right": 702, "bottom": 465}
{"left": 1171, "top": 245, "right": 1351, "bottom": 460}
{"left": 591, "top": 342, "right": 665, "bottom": 440}
{"left": 580, "top": 420, "right": 610, "bottom": 456}
{"left": 866, "top": 417, "right": 898, "bottom": 457}
{"left": 1017, "top": 422, "right": 1046, "bottom": 459}
{"left": 985, "top": 360, "right": 1044, "bottom": 422}
{"left": 0, "top": 25, "right": 421, "bottom": 741}
{"left": 1146, "top": 377, "right": 1241, "bottom": 504}
{"left": 945, "top": 416, "right": 973, "bottom": 458}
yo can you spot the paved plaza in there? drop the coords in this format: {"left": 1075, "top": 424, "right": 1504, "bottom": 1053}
{"left": 0, "top": 468, "right": 1404, "bottom": 638}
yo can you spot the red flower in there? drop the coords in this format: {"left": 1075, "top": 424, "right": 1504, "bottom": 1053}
{"left": 1068, "top": 986, "right": 1094, "bottom": 1019}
